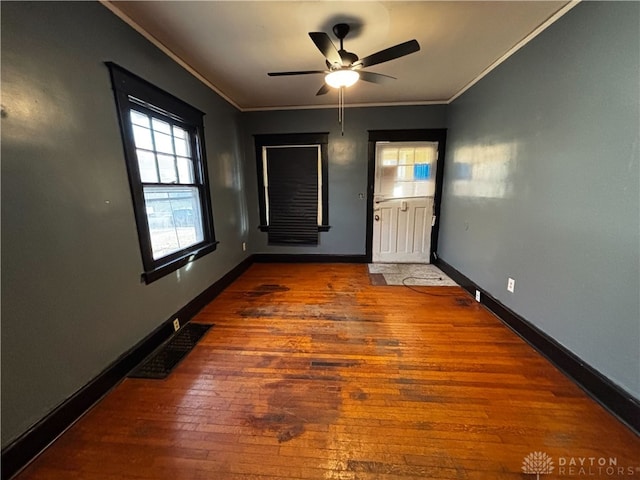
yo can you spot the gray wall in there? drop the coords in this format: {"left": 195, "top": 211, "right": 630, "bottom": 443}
{"left": 439, "top": 1, "right": 640, "bottom": 400}
{"left": 242, "top": 106, "right": 446, "bottom": 255}
{"left": 1, "top": 1, "right": 249, "bottom": 446}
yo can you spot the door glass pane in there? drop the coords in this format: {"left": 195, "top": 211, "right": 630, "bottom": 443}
{"left": 381, "top": 148, "right": 398, "bottom": 166}
{"left": 143, "top": 186, "right": 204, "bottom": 260}
{"left": 397, "top": 166, "right": 414, "bottom": 181}
{"left": 379, "top": 166, "right": 397, "bottom": 197}
{"left": 415, "top": 147, "right": 436, "bottom": 164}
{"left": 414, "top": 164, "right": 431, "bottom": 181}
{"left": 399, "top": 148, "right": 415, "bottom": 165}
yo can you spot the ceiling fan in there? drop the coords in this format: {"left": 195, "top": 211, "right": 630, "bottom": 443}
{"left": 268, "top": 23, "right": 420, "bottom": 96}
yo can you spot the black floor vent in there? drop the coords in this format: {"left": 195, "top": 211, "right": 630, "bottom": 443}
{"left": 128, "top": 323, "right": 213, "bottom": 379}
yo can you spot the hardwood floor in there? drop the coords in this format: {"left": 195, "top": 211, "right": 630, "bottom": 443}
{"left": 16, "top": 264, "right": 639, "bottom": 479}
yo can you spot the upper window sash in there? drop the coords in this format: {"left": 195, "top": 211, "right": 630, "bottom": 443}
{"left": 129, "top": 107, "right": 199, "bottom": 186}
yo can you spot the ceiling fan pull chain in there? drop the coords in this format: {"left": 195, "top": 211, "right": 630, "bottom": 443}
{"left": 338, "top": 86, "right": 342, "bottom": 125}
{"left": 338, "top": 86, "right": 341, "bottom": 124}
{"left": 339, "top": 86, "right": 345, "bottom": 136}
{"left": 340, "top": 87, "right": 345, "bottom": 137}
{"left": 339, "top": 87, "right": 341, "bottom": 135}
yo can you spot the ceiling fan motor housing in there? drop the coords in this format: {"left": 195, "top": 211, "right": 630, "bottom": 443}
{"left": 339, "top": 51, "right": 358, "bottom": 67}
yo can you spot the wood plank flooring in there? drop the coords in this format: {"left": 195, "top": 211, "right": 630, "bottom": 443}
{"left": 15, "top": 264, "right": 640, "bottom": 479}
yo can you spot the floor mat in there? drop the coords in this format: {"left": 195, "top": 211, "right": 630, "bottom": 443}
{"left": 128, "top": 323, "right": 213, "bottom": 379}
{"left": 368, "top": 264, "right": 458, "bottom": 286}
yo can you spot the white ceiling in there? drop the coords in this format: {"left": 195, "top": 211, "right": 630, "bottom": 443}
{"left": 104, "top": 1, "right": 574, "bottom": 111}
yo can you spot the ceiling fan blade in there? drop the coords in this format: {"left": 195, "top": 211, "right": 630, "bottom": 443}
{"left": 268, "top": 70, "right": 326, "bottom": 76}
{"left": 358, "top": 71, "right": 397, "bottom": 85}
{"left": 309, "top": 32, "right": 342, "bottom": 66}
{"left": 316, "top": 84, "right": 330, "bottom": 96}
{"left": 356, "top": 39, "right": 420, "bottom": 68}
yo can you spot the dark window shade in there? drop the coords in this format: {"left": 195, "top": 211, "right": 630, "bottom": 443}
{"left": 254, "top": 132, "right": 329, "bottom": 245}
{"left": 267, "top": 147, "right": 319, "bottom": 245}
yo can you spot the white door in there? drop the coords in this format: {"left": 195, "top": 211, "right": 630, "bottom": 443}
{"left": 372, "top": 141, "right": 439, "bottom": 263}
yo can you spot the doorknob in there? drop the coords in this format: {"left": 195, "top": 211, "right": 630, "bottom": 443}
{"left": 375, "top": 215, "right": 380, "bottom": 221}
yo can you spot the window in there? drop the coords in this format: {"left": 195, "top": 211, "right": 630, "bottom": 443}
{"left": 377, "top": 142, "right": 439, "bottom": 198}
{"left": 107, "top": 63, "right": 217, "bottom": 283}
{"left": 254, "top": 133, "right": 329, "bottom": 245}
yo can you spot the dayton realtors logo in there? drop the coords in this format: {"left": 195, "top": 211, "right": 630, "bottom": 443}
{"left": 522, "top": 451, "right": 554, "bottom": 479}
{"left": 522, "top": 452, "right": 639, "bottom": 478}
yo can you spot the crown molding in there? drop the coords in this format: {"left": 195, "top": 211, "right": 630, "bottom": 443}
{"left": 447, "top": 0, "right": 581, "bottom": 104}
{"left": 100, "top": 1, "right": 243, "bottom": 112}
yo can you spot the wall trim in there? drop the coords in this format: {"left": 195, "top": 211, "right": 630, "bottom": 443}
{"left": 435, "top": 257, "right": 640, "bottom": 436}
{"left": 252, "top": 253, "right": 367, "bottom": 263}
{"left": 0, "top": 255, "right": 254, "bottom": 480}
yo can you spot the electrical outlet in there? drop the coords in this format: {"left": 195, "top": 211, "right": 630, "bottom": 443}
{"left": 173, "top": 319, "right": 180, "bottom": 331}
{"left": 507, "top": 278, "right": 515, "bottom": 293}
{"left": 475, "top": 290, "right": 481, "bottom": 302}
{"left": 242, "top": 242, "right": 247, "bottom": 252}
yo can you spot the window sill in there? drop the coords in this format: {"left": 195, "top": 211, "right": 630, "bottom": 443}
{"left": 258, "top": 225, "right": 331, "bottom": 232}
{"left": 141, "top": 241, "right": 219, "bottom": 284}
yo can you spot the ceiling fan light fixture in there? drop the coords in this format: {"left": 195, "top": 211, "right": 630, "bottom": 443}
{"left": 325, "top": 69, "right": 359, "bottom": 88}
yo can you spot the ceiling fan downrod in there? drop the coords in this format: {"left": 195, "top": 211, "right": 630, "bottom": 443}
{"left": 333, "top": 23, "right": 349, "bottom": 51}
